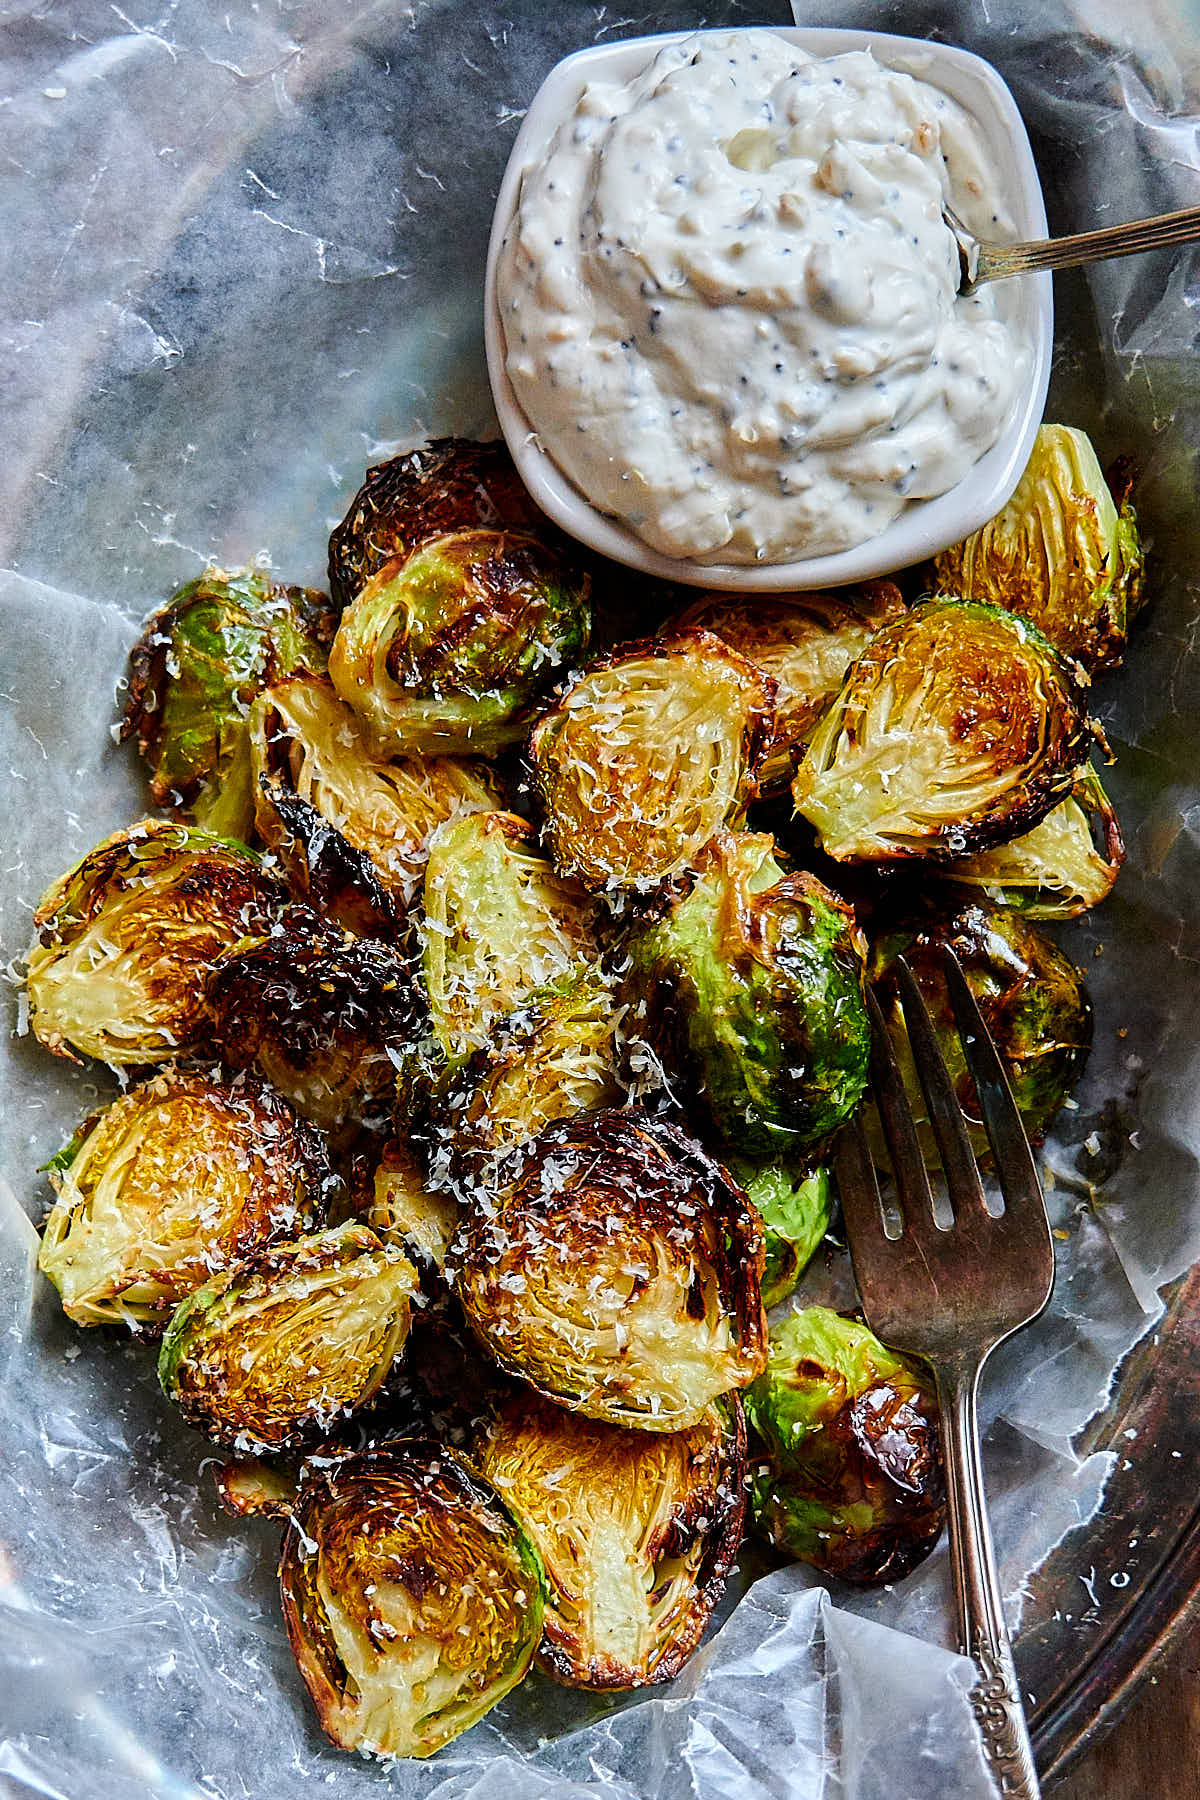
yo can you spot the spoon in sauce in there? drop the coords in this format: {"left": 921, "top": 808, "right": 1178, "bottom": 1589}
{"left": 946, "top": 201, "right": 1200, "bottom": 293}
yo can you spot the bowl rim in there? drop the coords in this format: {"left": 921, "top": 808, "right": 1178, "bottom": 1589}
{"left": 484, "top": 24, "right": 1053, "bottom": 592}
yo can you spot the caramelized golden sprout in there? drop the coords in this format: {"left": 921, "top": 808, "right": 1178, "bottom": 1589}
{"left": 475, "top": 1392, "right": 746, "bottom": 1689}
{"left": 250, "top": 674, "right": 497, "bottom": 905}
{"left": 938, "top": 765, "right": 1125, "bottom": 918}
{"left": 280, "top": 1445, "right": 546, "bottom": 1759}
{"left": 369, "top": 1140, "right": 461, "bottom": 1272}
{"left": 25, "top": 820, "right": 280, "bottom": 1065}
{"left": 37, "top": 1067, "right": 329, "bottom": 1332}
{"left": 158, "top": 1220, "right": 418, "bottom": 1452}
{"left": 420, "top": 810, "right": 601, "bottom": 1062}
{"left": 792, "top": 600, "right": 1096, "bottom": 864}
{"left": 450, "top": 1109, "right": 767, "bottom": 1432}
{"left": 529, "top": 630, "right": 775, "bottom": 893}
{"left": 668, "top": 583, "right": 905, "bottom": 790}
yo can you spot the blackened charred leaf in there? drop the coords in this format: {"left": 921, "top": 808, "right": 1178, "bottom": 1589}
{"left": 744, "top": 1307, "right": 945, "bottom": 1584}
{"left": 474, "top": 1392, "right": 746, "bottom": 1690}
{"left": 449, "top": 1108, "right": 767, "bottom": 1432}
{"left": 937, "top": 764, "right": 1125, "bottom": 919}
{"left": 256, "top": 779, "right": 399, "bottom": 940}
{"left": 37, "top": 1065, "right": 330, "bottom": 1334}
{"left": 279, "top": 1444, "right": 546, "bottom": 1759}
{"left": 792, "top": 600, "right": 1098, "bottom": 864}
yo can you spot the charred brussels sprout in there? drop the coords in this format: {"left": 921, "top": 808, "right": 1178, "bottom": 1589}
{"left": 792, "top": 600, "right": 1096, "bottom": 864}
{"left": 622, "top": 832, "right": 869, "bottom": 1160}
{"left": 26, "top": 820, "right": 281, "bottom": 1065}
{"left": 933, "top": 425, "right": 1144, "bottom": 674}
{"left": 207, "top": 921, "right": 417, "bottom": 1134}
{"left": 668, "top": 584, "right": 905, "bottom": 791}
{"left": 474, "top": 1392, "right": 746, "bottom": 1689}
{"left": 250, "top": 673, "right": 497, "bottom": 905}
{"left": 158, "top": 1220, "right": 418, "bottom": 1452}
{"left": 450, "top": 1109, "right": 767, "bottom": 1431}
{"left": 279, "top": 1444, "right": 546, "bottom": 1759}
{"left": 122, "top": 567, "right": 332, "bottom": 839}
{"left": 370, "top": 1139, "right": 461, "bottom": 1272}
{"left": 732, "top": 1162, "right": 834, "bottom": 1309}
{"left": 938, "top": 765, "right": 1125, "bottom": 919}
{"left": 328, "top": 529, "right": 591, "bottom": 756}
{"left": 870, "top": 898, "right": 1092, "bottom": 1148}
{"left": 328, "top": 438, "right": 547, "bottom": 610}
{"left": 745, "top": 1308, "right": 944, "bottom": 1583}
{"left": 37, "top": 1067, "right": 328, "bottom": 1331}
{"left": 420, "top": 810, "right": 600, "bottom": 1062}
{"left": 529, "top": 630, "right": 774, "bottom": 893}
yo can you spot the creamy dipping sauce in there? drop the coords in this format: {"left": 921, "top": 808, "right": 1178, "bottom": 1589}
{"left": 497, "top": 31, "right": 1031, "bottom": 565}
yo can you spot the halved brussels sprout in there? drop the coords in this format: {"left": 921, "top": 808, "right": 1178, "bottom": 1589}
{"left": 207, "top": 919, "right": 418, "bottom": 1134}
{"left": 370, "top": 1139, "right": 461, "bottom": 1272}
{"left": 37, "top": 1067, "right": 328, "bottom": 1331}
{"left": 122, "top": 567, "right": 332, "bottom": 839}
{"left": 158, "top": 1220, "right": 418, "bottom": 1452}
{"left": 621, "top": 832, "right": 869, "bottom": 1160}
{"left": 279, "top": 1444, "right": 546, "bottom": 1759}
{"left": 429, "top": 967, "right": 622, "bottom": 1194}
{"left": 529, "top": 630, "right": 774, "bottom": 893}
{"left": 731, "top": 1162, "right": 834, "bottom": 1310}
{"left": 420, "top": 810, "right": 600, "bottom": 1063}
{"left": 933, "top": 425, "right": 1144, "bottom": 674}
{"left": 250, "top": 673, "right": 498, "bottom": 906}
{"left": 474, "top": 1392, "right": 746, "bottom": 1689}
{"left": 450, "top": 1109, "right": 767, "bottom": 1432}
{"left": 328, "top": 438, "right": 548, "bottom": 609}
{"left": 668, "top": 584, "right": 905, "bottom": 791}
{"left": 745, "top": 1308, "right": 944, "bottom": 1584}
{"left": 937, "top": 765, "right": 1125, "bottom": 919}
{"left": 792, "top": 600, "right": 1096, "bottom": 864}
{"left": 869, "top": 898, "right": 1092, "bottom": 1149}
{"left": 328, "top": 529, "right": 591, "bottom": 756}
{"left": 26, "top": 820, "right": 281, "bottom": 1065}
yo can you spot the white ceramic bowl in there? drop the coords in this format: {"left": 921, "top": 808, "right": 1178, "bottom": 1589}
{"left": 484, "top": 26, "right": 1052, "bottom": 592}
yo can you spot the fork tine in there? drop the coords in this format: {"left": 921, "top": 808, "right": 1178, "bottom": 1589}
{"left": 891, "top": 958, "right": 989, "bottom": 1221}
{"left": 940, "top": 948, "right": 1049, "bottom": 1235}
{"left": 862, "top": 981, "right": 937, "bottom": 1227}
{"left": 833, "top": 1109, "right": 888, "bottom": 1246}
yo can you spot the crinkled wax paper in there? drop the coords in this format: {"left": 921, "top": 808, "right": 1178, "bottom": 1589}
{"left": 2, "top": 2, "right": 1198, "bottom": 1795}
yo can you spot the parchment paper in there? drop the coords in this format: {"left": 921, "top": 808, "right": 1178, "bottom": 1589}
{"left": 2, "top": 3, "right": 1199, "bottom": 1796}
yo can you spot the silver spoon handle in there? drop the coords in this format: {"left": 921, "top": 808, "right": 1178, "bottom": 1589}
{"left": 937, "top": 1359, "right": 1041, "bottom": 1799}
{"left": 969, "top": 203, "right": 1200, "bottom": 290}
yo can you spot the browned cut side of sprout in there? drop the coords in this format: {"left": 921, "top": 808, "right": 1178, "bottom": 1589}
{"left": 250, "top": 673, "right": 498, "bottom": 907}
{"left": 529, "top": 629, "right": 775, "bottom": 893}
{"left": 668, "top": 583, "right": 905, "bottom": 791}
{"left": 937, "top": 764, "right": 1125, "bottom": 917}
{"left": 474, "top": 1391, "right": 746, "bottom": 1689}
{"left": 449, "top": 1108, "right": 767, "bottom": 1431}
{"left": 369, "top": 1139, "right": 462, "bottom": 1272}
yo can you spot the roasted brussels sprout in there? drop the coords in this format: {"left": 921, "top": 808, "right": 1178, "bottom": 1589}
{"left": 328, "top": 438, "right": 547, "bottom": 610}
{"left": 870, "top": 898, "right": 1092, "bottom": 1149}
{"left": 122, "top": 567, "right": 332, "bottom": 839}
{"left": 37, "top": 1067, "right": 329, "bottom": 1331}
{"left": 732, "top": 1162, "right": 834, "bottom": 1309}
{"left": 370, "top": 1139, "right": 461, "bottom": 1271}
{"left": 26, "top": 820, "right": 281, "bottom": 1065}
{"left": 938, "top": 765, "right": 1125, "bottom": 919}
{"left": 212, "top": 1457, "right": 299, "bottom": 1520}
{"left": 474, "top": 1392, "right": 746, "bottom": 1689}
{"left": 792, "top": 600, "right": 1096, "bottom": 864}
{"left": 933, "top": 425, "right": 1144, "bottom": 674}
{"left": 450, "top": 1109, "right": 767, "bottom": 1431}
{"left": 420, "top": 810, "right": 600, "bottom": 1062}
{"left": 668, "top": 584, "right": 905, "bottom": 791}
{"left": 279, "top": 1444, "right": 546, "bottom": 1759}
{"left": 529, "top": 630, "right": 774, "bottom": 893}
{"left": 328, "top": 529, "right": 591, "bottom": 756}
{"left": 158, "top": 1220, "right": 418, "bottom": 1452}
{"left": 250, "top": 672, "right": 498, "bottom": 905}
{"left": 207, "top": 919, "right": 418, "bottom": 1133}
{"left": 621, "top": 832, "right": 869, "bottom": 1160}
{"left": 429, "top": 966, "right": 622, "bottom": 1193}
{"left": 745, "top": 1308, "right": 944, "bottom": 1584}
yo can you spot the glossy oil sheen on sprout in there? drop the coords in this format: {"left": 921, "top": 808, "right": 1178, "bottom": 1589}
{"left": 499, "top": 30, "right": 1028, "bottom": 564}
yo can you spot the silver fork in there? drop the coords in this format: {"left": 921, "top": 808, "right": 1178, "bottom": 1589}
{"left": 834, "top": 951, "right": 1054, "bottom": 1800}
{"left": 944, "top": 199, "right": 1200, "bottom": 295}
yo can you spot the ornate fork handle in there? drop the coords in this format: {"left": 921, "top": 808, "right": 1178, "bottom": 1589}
{"left": 938, "top": 1357, "right": 1041, "bottom": 1798}
{"left": 955, "top": 202, "right": 1200, "bottom": 293}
